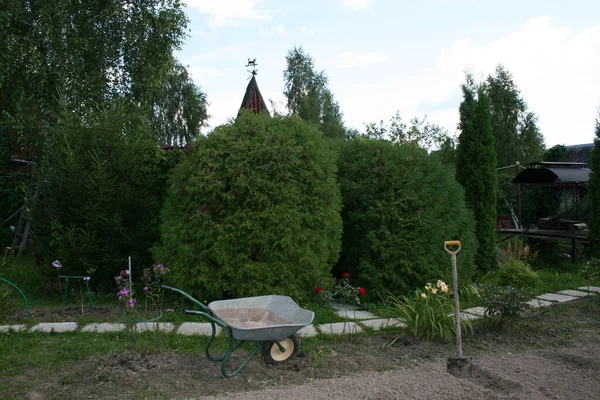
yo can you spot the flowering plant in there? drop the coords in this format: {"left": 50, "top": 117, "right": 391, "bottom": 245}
{"left": 386, "top": 279, "right": 470, "bottom": 344}
{"left": 114, "top": 263, "right": 168, "bottom": 314}
{"left": 317, "top": 273, "right": 367, "bottom": 305}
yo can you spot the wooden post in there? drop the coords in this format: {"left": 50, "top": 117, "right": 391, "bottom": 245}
{"left": 517, "top": 184, "right": 522, "bottom": 229}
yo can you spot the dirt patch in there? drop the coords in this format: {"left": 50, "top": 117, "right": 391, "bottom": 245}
{"left": 3, "top": 299, "right": 600, "bottom": 399}
{"left": 12, "top": 305, "right": 123, "bottom": 323}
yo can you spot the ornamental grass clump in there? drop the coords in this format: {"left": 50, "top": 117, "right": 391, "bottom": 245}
{"left": 386, "top": 280, "right": 471, "bottom": 344}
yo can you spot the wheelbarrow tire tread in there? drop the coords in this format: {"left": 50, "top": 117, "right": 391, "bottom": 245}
{"left": 261, "top": 334, "right": 300, "bottom": 365}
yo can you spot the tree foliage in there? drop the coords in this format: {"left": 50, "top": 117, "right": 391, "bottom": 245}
{"left": 35, "top": 102, "right": 165, "bottom": 284}
{"left": 456, "top": 76, "right": 498, "bottom": 273}
{"left": 485, "top": 65, "right": 545, "bottom": 167}
{"left": 0, "top": 0, "right": 189, "bottom": 155}
{"left": 153, "top": 112, "right": 343, "bottom": 302}
{"left": 364, "top": 112, "right": 455, "bottom": 151}
{"left": 283, "top": 46, "right": 345, "bottom": 139}
{"left": 337, "top": 138, "right": 476, "bottom": 296}
{"left": 589, "top": 111, "right": 600, "bottom": 243}
{"left": 148, "top": 62, "right": 209, "bottom": 145}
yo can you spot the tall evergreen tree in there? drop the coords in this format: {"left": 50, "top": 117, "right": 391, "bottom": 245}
{"left": 283, "top": 46, "right": 345, "bottom": 139}
{"left": 588, "top": 111, "right": 600, "bottom": 245}
{"left": 456, "top": 75, "right": 498, "bottom": 273}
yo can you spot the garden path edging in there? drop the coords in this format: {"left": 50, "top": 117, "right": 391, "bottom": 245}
{"left": 2, "top": 287, "right": 599, "bottom": 336}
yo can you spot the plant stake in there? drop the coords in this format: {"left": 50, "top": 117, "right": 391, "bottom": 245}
{"left": 444, "top": 240, "right": 472, "bottom": 377}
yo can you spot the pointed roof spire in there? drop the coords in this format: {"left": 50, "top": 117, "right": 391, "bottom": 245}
{"left": 238, "top": 58, "right": 270, "bottom": 117}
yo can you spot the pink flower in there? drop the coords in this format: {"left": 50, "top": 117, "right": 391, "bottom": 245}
{"left": 357, "top": 287, "right": 366, "bottom": 296}
{"left": 83, "top": 276, "right": 91, "bottom": 281}
{"left": 127, "top": 298, "right": 136, "bottom": 308}
{"left": 52, "top": 260, "right": 62, "bottom": 269}
{"left": 143, "top": 286, "right": 149, "bottom": 292}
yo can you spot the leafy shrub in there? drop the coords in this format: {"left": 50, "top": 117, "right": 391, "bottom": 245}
{"left": 316, "top": 272, "right": 366, "bottom": 306}
{"left": 484, "top": 258, "right": 539, "bottom": 288}
{"left": 386, "top": 280, "right": 471, "bottom": 343}
{"left": 153, "top": 112, "right": 342, "bottom": 303}
{"left": 477, "top": 284, "right": 532, "bottom": 330}
{"left": 337, "top": 138, "right": 476, "bottom": 296}
{"left": 34, "top": 103, "right": 164, "bottom": 285}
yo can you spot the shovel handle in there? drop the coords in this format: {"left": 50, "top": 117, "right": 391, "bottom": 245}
{"left": 444, "top": 241, "right": 461, "bottom": 255}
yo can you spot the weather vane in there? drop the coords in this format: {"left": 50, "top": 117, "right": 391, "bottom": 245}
{"left": 246, "top": 58, "right": 258, "bottom": 77}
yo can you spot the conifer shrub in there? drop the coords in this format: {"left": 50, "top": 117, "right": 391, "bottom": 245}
{"left": 35, "top": 103, "right": 164, "bottom": 285}
{"left": 153, "top": 112, "right": 342, "bottom": 302}
{"left": 337, "top": 138, "right": 476, "bottom": 296}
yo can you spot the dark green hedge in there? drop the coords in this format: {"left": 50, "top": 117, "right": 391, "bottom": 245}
{"left": 337, "top": 138, "right": 476, "bottom": 296}
{"left": 34, "top": 104, "right": 164, "bottom": 285}
{"left": 153, "top": 112, "right": 342, "bottom": 302}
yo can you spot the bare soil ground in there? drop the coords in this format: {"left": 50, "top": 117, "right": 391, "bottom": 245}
{"left": 5, "top": 297, "right": 600, "bottom": 400}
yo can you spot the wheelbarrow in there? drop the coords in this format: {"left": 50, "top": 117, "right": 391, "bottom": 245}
{"left": 162, "top": 285, "right": 314, "bottom": 377}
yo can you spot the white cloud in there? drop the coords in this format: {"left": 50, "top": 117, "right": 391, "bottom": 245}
{"left": 341, "top": 0, "right": 372, "bottom": 11}
{"left": 260, "top": 24, "right": 287, "bottom": 36}
{"left": 187, "top": 66, "right": 224, "bottom": 83}
{"left": 337, "top": 51, "right": 389, "bottom": 68}
{"left": 186, "top": 0, "right": 271, "bottom": 29}
{"left": 337, "top": 17, "right": 600, "bottom": 147}
{"left": 429, "top": 16, "right": 600, "bottom": 146}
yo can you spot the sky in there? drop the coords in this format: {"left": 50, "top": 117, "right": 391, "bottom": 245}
{"left": 176, "top": 0, "right": 600, "bottom": 149}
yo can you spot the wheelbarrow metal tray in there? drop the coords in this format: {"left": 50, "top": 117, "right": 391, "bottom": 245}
{"left": 208, "top": 295, "right": 314, "bottom": 342}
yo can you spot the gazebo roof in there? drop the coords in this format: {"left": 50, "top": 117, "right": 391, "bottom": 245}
{"left": 513, "top": 166, "right": 590, "bottom": 185}
{"left": 238, "top": 76, "right": 270, "bottom": 117}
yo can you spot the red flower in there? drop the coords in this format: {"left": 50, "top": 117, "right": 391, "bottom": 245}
{"left": 315, "top": 286, "right": 322, "bottom": 294}
{"left": 357, "top": 287, "right": 367, "bottom": 296}
{"left": 341, "top": 272, "right": 351, "bottom": 279}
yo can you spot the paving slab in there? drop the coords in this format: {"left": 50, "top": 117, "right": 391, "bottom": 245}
{"left": 333, "top": 308, "right": 378, "bottom": 320}
{"left": 577, "top": 286, "right": 600, "bottom": 294}
{"left": 527, "top": 298, "right": 554, "bottom": 308}
{"left": 134, "top": 322, "right": 175, "bottom": 333}
{"left": 178, "top": 322, "right": 221, "bottom": 336}
{"left": 462, "top": 307, "right": 486, "bottom": 316}
{"left": 317, "top": 322, "right": 363, "bottom": 335}
{"left": 81, "top": 323, "right": 126, "bottom": 333}
{"left": 536, "top": 293, "right": 578, "bottom": 303}
{"left": 556, "top": 289, "right": 590, "bottom": 298}
{"left": 460, "top": 313, "right": 482, "bottom": 321}
{"left": 297, "top": 324, "right": 318, "bottom": 338}
{"left": 358, "top": 318, "right": 404, "bottom": 330}
{"left": 30, "top": 322, "right": 78, "bottom": 333}
{"left": 0, "top": 325, "right": 26, "bottom": 333}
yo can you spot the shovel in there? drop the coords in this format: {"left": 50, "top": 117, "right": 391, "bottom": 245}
{"left": 444, "top": 240, "right": 472, "bottom": 377}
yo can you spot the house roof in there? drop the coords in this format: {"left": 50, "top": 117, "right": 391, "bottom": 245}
{"left": 513, "top": 167, "right": 591, "bottom": 185}
{"left": 238, "top": 76, "right": 270, "bottom": 117}
{"left": 560, "top": 143, "right": 594, "bottom": 166}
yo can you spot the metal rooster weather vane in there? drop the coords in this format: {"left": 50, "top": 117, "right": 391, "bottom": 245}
{"left": 246, "top": 58, "right": 258, "bottom": 78}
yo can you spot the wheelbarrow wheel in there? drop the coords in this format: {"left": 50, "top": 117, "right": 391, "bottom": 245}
{"left": 262, "top": 334, "right": 300, "bottom": 365}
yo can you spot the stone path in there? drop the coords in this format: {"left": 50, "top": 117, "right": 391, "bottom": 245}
{"left": 2, "top": 286, "right": 598, "bottom": 336}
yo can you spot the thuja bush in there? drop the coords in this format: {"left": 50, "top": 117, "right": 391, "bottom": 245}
{"left": 337, "top": 138, "right": 476, "bottom": 296}
{"left": 153, "top": 112, "right": 342, "bottom": 302}
{"left": 34, "top": 103, "right": 164, "bottom": 285}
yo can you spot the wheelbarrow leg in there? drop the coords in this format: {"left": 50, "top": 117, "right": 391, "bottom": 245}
{"left": 220, "top": 340, "right": 263, "bottom": 378}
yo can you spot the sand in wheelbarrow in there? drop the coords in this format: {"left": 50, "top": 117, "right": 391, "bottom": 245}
{"left": 214, "top": 308, "right": 292, "bottom": 328}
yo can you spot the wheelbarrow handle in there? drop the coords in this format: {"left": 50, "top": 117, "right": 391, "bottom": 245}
{"left": 444, "top": 241, "right": 461, "bottom": 255}
{"left": 184, "top": 309, "right": 228, "bottom": 330}
{"left": 161, "top": 285, "right": 210, "bottom": 313}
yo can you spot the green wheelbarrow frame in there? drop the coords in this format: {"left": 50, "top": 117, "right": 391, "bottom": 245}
{"left": 162, "top": 285, "right": 313, "bottom": 378}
